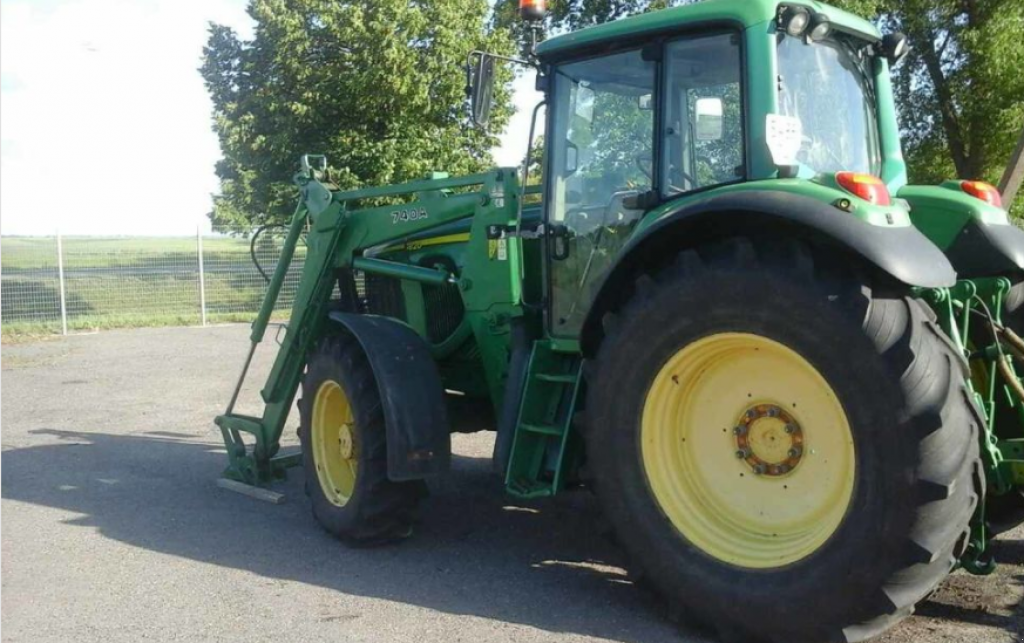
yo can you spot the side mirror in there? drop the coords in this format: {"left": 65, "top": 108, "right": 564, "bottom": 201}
{"left": 694, "top": 97, "right": 724, "bottom": 141}
{"left": 565, "top": 141, "right": 579, "bottom": 174}
{"left": 468, "top": 54, "right": 496, "bottom": 126}
{"left": 880, "top": 32, "right": 910, "bottom": 68}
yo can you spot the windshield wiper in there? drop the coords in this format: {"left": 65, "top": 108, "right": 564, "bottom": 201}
{"left": 836, "top": 37, "right": 876, "bottom": 104}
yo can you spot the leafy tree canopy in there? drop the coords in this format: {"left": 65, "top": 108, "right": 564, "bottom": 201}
{"left": 831, "top": 0, "right": 1024, "bottom": 216}
{"left": 202, "top": 0, "right": 516, "bottom": 228}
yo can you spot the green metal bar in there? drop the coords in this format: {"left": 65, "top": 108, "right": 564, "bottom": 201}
{"left": 252, "top": 201, "right": 307, "bottom": 343}
{"left": 333, "top": 171, "right": 497, "bottom": 203}
{"left": 352, "top": 257, "right": 452, "bottom": 286}
{"left": 400, "top": 280, "right": 428, "bottom": 337}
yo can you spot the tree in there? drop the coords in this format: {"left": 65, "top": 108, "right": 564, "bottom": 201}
{"left": 830, "top": 0, "right": 1024, "bottom": 216}
{"left": 503, "top": 0, "right": 1024, "bottom": 215}
{"left": 201, "top": 0, "right": 516, "bottom": 228}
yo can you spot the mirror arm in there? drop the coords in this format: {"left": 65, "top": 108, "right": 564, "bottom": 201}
{"left": 466, "top": 50, "right": 537, "bottom": 72}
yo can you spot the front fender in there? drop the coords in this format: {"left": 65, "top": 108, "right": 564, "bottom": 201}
{"left": 580, "top": 190, "right": 956, "bottom": 354}
{"left": 327, "top": 312, "right": 451, "bottom": 480}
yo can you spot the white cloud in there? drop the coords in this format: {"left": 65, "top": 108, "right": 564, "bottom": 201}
{"left": 494, "top": 69, "right": 545, "bottom": 169}
{"left": 0, "top": 0, "right": 539, "bottom": 236}
{"left": 0, "top": 0, "right": 252, "bottom": 235}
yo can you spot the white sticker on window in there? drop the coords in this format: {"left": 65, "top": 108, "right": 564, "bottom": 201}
{"left": 766, "top": 114, "right": 803, "bottom": 167}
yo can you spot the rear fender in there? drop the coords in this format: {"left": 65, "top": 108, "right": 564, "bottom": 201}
{"left": 580, "top": 190, "right": 957, "bottom": 355}
{"left": 898, "top": 184, "right": 1024, "bottom": 277}
{"left": 326, "top": 312, "right": 451, "bottom": 480}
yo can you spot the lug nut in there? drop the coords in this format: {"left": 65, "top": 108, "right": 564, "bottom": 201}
{"left": 752, "top": 464, "right": 767, "bottom": 475}
{"left": 733, "top": 425, "right": 748, "bottom": 436}
{"left": 767, "top": 408, "right": 780, "bottom": 418}
{"left": 788, "top": 447, "right": 802, "bottom": 458}
{"left": 784, "top": 424, "right": 797, "bottom": 434}
{"left": 736, "top": 448, "right": 752, "bottom": 459}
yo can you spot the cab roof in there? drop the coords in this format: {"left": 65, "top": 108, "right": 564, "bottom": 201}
{"left": 535, "top": 0, "right": 881, "bottom": 60}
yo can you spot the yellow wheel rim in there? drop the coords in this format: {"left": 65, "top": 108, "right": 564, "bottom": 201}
{"left": 641, "top": 333, "right": 856, "bottom": 569}
{"left": 311, "top": 379, "right": 358, "bottom": 507}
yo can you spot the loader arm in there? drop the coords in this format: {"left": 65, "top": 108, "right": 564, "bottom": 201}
{"left": 216, "top": 165, "right": 526, "bottom": 487}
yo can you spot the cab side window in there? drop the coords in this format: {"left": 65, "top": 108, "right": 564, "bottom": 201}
{"left": 662, "top": 33, "right": 744, "bottom": 196}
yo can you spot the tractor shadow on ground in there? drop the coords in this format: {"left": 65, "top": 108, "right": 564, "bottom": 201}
{"left": 5, "top": 428, "right": 1022, "bottom": 642}
{"left": 1, "top": 429, "right": 689, "bottom": 643}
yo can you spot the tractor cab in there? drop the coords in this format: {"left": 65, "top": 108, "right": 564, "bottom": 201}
{"left": 470, "top": 0, "right": 917, "bottom": 337}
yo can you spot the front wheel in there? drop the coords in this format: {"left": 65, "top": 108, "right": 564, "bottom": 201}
{"left": 585, "top": 238, "right": 981, "bottom": 643}
{"left": 299, "top": 335, "right": 426, "bottom": 544}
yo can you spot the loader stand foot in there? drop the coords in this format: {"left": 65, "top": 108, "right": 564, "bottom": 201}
{"left": 961, "top": 537, "right": 997, "bottom": 576}
{"left": 216, "top": 478, "right": 287, "bottom": 504}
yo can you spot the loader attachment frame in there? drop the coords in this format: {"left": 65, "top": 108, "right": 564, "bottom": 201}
{"left": 215, "top": 164, "right": 527, "bottom": 488}
{"left": 921, "top": 277, "right": 1024, "bottom": 573}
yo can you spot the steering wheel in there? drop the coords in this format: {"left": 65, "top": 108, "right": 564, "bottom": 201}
{"left": 636, "top": 153, "right": 696, "bottom": 191}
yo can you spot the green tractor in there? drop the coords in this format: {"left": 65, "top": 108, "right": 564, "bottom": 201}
{"left": 215, "top": 0, "right": 1024, "bottom": 640}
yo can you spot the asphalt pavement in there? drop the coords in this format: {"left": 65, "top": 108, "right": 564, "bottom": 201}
{"left": 1, "top": 325, "right": 1021, "bottom": 642}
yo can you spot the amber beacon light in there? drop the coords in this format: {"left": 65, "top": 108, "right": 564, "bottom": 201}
{"left": 520, "top": 0, "right": 547, "bottom": 21}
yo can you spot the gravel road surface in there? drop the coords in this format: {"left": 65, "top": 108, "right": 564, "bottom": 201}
{"left": 2, "top": 325, "right": 1021, "bottom": 642}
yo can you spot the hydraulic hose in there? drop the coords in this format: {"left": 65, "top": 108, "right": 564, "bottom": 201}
{"left": 250, "top": 224, "right": 289, "bottom": 283}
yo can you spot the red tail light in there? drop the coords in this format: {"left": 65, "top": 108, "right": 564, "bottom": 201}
{"left": 960, "top": 180, "right": 1003, "bottom": 208}
{"left": 520, "top": 0, "right": 547, "bottom": 21}
{"left": 835, "top": 172, "right": 891, "bottom": 206}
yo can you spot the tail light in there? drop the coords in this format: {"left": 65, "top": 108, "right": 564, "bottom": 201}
{"left": 960, "top": 180, "right": 1003, "bottom": 208}
{"left": 835, "top": 172, "right": 892, "bottom": 206}
{"left": 520, "top": 0, "right": 547, "bottom": 21}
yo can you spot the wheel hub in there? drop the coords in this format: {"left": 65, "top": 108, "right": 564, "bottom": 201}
{"left": 312, "top": 379, "right": 359, "bottom": 507}
{"left": 734, "top": 404, "right": 804, "bottom": 476}
{"left": 338, "top": 423, "right": 354, "bottom": 459}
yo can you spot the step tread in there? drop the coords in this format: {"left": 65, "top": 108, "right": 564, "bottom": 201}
{"left": 520, "top": 422, "right": 565, "bottom": 437}
{"left": 534, "top": 372, "right": 578, "bottom": 384}
{"left": 507, "top": 479, "right": 555, "bottom": 499}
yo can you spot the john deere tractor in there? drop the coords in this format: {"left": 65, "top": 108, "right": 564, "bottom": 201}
{"left": 214, "top": 0, "right": 1024, "bottom": 640}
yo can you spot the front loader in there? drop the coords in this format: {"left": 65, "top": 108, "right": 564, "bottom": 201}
{"left": 214, "top": 0, "right": 1024, "bottom": 640}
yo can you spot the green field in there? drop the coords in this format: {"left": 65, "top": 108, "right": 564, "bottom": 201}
{"left": 1, "top": 234, "right": 305, "bottom": 336}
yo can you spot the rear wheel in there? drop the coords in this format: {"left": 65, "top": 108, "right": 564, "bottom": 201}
{"left": 299, "top": 335, "right": 426, "bottom": 544}
{"left": 585, "top": 238, "right": 980, "bottom": 643}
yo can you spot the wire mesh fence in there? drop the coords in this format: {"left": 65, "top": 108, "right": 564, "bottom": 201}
{"left": 1, "top": 228, "right": 307, "bottom": 335}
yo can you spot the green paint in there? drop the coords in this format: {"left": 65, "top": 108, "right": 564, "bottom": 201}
{"left": 899, "top": 182, "right": 1012, "bottom": 250}
{"left": 635, "top": 178, "right": 913, "bottom": 234}
{"left": 505, "top": 340, "right": 582, "bottom": 498}
{"left": 536, "top": 0, "right": 879, "bottom": 59}
{"left": 921, "top": 276, "right": 1021, "bottom": 574}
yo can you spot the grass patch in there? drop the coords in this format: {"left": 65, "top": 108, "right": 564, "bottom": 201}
{"left": 1, "top": 234, "right": 305, "bottom": 337}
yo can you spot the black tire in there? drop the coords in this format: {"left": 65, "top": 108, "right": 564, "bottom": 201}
{"left": 585, "top": 237, "right": 981, "bottom": 643}
{"left": 299, "top": 334, "right": 426, "bottom": 544}
{"left": 985, "top": 279, "right": 1024, "bottom": 534}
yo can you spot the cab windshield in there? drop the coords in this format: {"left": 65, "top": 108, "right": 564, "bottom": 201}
{"left": 777, "top": 34, "right": 881, "bottom": 176}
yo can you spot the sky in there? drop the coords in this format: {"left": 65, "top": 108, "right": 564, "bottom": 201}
{"left": 0, "top": 0, "right": 542, "bottom": 236}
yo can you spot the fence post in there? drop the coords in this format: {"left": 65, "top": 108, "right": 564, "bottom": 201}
{"left": 56, "top": 228, "right": 68, "bottom": 336}
{"left": 197, "top": 225, "right": 208, "bottom": 326}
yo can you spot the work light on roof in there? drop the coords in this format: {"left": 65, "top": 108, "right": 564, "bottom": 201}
{"left": 808, "top": 14, "right": 832, "bottom": 41}
{"left": 779, "top": 5, "right": 811, "bottom": 37}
